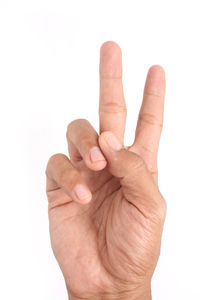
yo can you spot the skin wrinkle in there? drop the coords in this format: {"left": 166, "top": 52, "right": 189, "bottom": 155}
{"left": 110, "top": 198, "right": 149, "bottom": 278}
{"left": 68, "top": 289, "right": 143, "bottom": 300}
{"left": 47, "top": 185, "right": 61, "bottom": 193}
{"left": 130, "top": 145, "right": 158, "bottom": 175}
{"left": 128, "top": 144, "right": 159, "bottom": 182}
{"left": 49, "top": 205, "right": 89, "bottom": 233}
{"left": 99, "top": 107, "right": 127, "bottom": 114}
{"left": 48, "top": 198, "right": 73, "bottom": 211}
{"left": 143, "top": 91, "right": 165, "bottom": 98}
{"left": 98, "top": 211, "right": 142, "bottom": 296}
{"left": 92, "top": 174, "right": 115, "bottom": 195}
{"left": 91, "top": 180, "right": 120, "bottom": 218}
{"left": 137, "top": 112, "right": 163, "bottom": 128}
{"left": 107, "top": 196, "right": 146, "bottom": 282}
{"left": 125, "top": 197, "right": 149, "bottom": 220}
{"left": 133, "top": 142, "right": 156, "bottom": 155}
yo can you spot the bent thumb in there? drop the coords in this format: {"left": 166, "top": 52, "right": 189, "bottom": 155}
{"left": 99, "top": 131, "right": 166, "bottom": 217}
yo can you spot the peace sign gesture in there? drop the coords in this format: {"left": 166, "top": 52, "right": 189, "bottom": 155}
{"left": 46, "top": 41, "right": 166, "bottom": 300}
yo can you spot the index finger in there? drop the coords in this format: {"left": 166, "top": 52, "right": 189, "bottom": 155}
{"left": 99, "top": 41, "right": 126, "bottom": 144}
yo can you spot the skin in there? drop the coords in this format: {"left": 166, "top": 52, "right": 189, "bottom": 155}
{"left": 45, "top": 41, "right": 167, "bottom": 300}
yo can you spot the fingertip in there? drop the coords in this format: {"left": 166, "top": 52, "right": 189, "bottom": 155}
{"left": 73, "top": 184, "right": 92, "bottom": 205}
{"left": 100, "top": 41, "right": 122, "bottom": 78}
{"left": 87, "top": 146, "right": 107, "bottom": 171}
{"left": 100, "top": 40, "right": 122, "bottom": 56}
{"left": 148, "top": 64, "right": 165, "bottom": 76}
{"left": 148, "top": 65, "right": 166, "bottom": 84}
{"left": 89, "top": 146, "right": 106, "bottom": 162}
{"left": 145, "top": 64, "right": 166, "bottom": 97}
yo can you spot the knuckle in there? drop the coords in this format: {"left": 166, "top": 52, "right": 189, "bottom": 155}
{"left": 66, "top": 119, "right": 76, "bottom": 138}
{"left": 99, "top": 101, "right": 127, "bottom": 114}
{"left": 67, "top": 119, "right": 97, "bottom": 151}
{"left": 46, "top": 153, "right": 58, "bottom": 172}
{"left": 143, "top": 90, "right": 164, "bottom": 98}
{"left": 45, "top": 153, "right": 65, "bottom": 176}
{"left": 66, "top": 119, "right": 91, "bottom": 142}
{"left": 130, "top": 153, "right": 146, "bottom": 172}
{"left": 67, "top": 118, "right": 89, "bottom": 132}
{"left": 138, "top": 112, "right": 163, "bottom": 128}
{"left": 48, "top": 153, "right": 64, "bottom": 164}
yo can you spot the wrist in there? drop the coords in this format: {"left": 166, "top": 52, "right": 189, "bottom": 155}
{"left": 68, "top": 286, "right": 152, "bottom": 300}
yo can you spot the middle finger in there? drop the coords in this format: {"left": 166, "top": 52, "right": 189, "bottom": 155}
{"left": 99, "top": 41, "right": 127, "bottom": 144}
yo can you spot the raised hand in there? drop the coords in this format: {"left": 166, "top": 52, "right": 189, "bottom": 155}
{"left": 45, "top": 41, "right": 166, "bottom": 300}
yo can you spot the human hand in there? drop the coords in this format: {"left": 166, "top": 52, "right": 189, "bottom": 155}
{"left": 45, "top": 41, "right": 166, "bottom": 300}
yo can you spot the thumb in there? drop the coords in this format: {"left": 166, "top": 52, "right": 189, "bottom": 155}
{"left": 99, "top": 131, "right": 166, "bottom": 219}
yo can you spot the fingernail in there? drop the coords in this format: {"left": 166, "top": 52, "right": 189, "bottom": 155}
{"left": 105, "top": 133, "right": 122, "bottom": 151}
{"left": 89, "top": 146, "right": 106, "bottom": 163}
{"left": 74, "top": 184, "right": 92, "bottom": 204}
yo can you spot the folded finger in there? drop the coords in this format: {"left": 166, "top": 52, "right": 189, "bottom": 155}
{"left": 46, "top": 153, "right": 92, "bottom": 205}
{"left": 66, "top": 119, "right": 107, "bottom": 171}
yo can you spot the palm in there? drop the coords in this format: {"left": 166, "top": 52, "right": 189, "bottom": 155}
{"left": 46, "top": 41, "right": 166, "bottom": 299}
{"left": 48, "top": 147, "right": 162, "bottom": 297}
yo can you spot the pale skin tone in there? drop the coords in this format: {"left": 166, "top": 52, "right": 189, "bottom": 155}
{"left": 46, "top": 41, "right": 167, "bottom": 300}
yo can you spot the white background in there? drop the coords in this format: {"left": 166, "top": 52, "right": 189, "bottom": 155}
{"left": 0, "top": 1, "right": 200, "bottom": 299}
